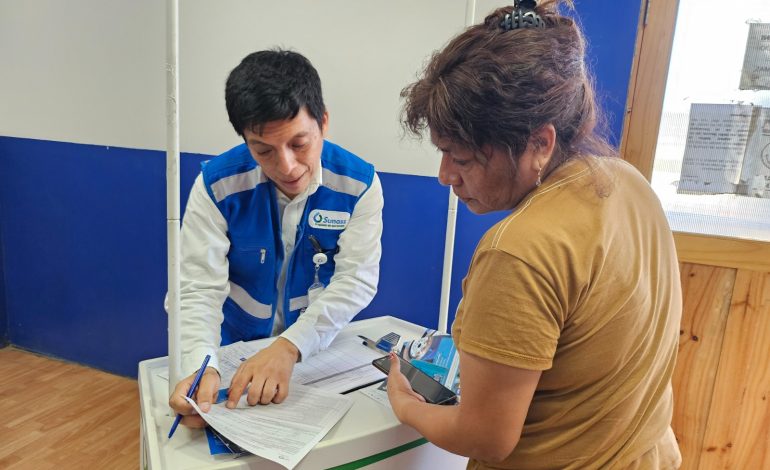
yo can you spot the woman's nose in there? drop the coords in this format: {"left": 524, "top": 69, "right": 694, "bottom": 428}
{"left": 438, "top": 158, "right": 459, "bottom": 187}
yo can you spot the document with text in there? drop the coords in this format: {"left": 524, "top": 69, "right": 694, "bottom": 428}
{"left": 217, "top": 333, "right": 386, "bottom": 392}
{"left": 186, "top": 384, "right": 353, "bottom": 470}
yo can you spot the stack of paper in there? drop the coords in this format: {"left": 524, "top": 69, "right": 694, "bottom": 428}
{"left": 187, "top": 384, "right": 353, "bottom": 469}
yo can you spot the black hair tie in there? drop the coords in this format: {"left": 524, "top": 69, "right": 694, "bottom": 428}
{"left": 501, "top": 0, "right": 545, "bottom": 31}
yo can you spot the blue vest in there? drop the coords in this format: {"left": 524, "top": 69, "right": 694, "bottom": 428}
{"left": 201, "top": 140, "right": 375, "bottom": 345}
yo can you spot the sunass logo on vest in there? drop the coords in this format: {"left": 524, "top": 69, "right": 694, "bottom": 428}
{"left": 309, "top": 210, "right": 350, "bottom": 230}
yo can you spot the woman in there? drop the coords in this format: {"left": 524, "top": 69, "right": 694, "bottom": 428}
{"left": 385, "top": 1, "right": 683, "bottom": 469}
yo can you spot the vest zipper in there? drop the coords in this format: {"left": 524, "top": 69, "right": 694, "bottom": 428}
{"left": 260, "top": 248, "right": 266, "bottom": 264}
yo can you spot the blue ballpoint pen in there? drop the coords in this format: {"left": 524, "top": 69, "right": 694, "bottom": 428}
{"left": 168, "top": 354, "right": 211, "bottom": 439}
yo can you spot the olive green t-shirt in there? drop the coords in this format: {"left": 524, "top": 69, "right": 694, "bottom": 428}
{"left": 453, "top": 157, "right": 682, "bottom": 470}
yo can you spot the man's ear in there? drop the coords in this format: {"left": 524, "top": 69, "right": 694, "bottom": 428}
{"left": 529, "top": 123, "right": 556, "bottom": 172}
{"left": 320, "top": 111, "right": 329, "bottom": 137}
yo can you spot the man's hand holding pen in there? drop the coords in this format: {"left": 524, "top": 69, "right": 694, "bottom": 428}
{"left": 168, "top": 364, "right": 221, "bottom": 431}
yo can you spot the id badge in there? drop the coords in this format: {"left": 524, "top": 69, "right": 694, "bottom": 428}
{"left": 307, "top": 282, "right": 324, "bottom": 306}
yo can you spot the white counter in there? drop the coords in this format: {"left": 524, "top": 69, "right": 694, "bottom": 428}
{"left": 139, "top": 315, "right": 468, "bottom": 469}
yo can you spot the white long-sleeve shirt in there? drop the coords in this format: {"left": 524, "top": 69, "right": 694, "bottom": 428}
{"left": 174, "top": 164, "right": 383, "bottom": 376}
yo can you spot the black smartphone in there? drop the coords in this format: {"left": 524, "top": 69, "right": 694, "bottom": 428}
{"left": 372, "top": 355, "right": 458, "bottom": 405}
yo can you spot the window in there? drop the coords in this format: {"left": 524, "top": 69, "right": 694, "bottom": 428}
{"left": 652, "top": 0, "right": 770, "bottom": 242}
{"left": 623, "top": 0, "right": 770, "bottom": 269}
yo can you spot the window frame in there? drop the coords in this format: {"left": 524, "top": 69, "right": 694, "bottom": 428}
{"left": 620, "top": 0, "right": 770, "bottom": 271}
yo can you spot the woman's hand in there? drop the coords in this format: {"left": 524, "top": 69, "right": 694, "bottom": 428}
{"left": 385, "top": 352, "right": 425, "bottom": 422}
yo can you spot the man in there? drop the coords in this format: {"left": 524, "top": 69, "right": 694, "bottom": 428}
{"left": 169, "top": 49, "right": 383, "bottom": 428}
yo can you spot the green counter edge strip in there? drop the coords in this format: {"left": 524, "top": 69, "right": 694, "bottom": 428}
{"left": 326, "top": 438, "right": 429, "bottom": 470}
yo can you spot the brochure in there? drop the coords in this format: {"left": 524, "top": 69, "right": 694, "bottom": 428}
{"left": 398, "top": 329, "right": 460, "bottom": 395}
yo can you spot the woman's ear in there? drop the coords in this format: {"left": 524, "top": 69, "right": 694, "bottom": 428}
{"left": 529, "top": 124, "right": 556, "bottom": 172}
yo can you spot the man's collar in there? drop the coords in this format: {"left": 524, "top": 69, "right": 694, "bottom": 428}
{"left": 312, "top": 160, "right": 323, "bottom": 189}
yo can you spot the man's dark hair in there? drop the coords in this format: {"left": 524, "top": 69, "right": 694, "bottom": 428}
{"left": 225, "top": 49, "right": 326, "bottom": 136}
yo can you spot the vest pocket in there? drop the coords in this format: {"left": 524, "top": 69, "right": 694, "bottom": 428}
{"left": 228, "top": 242, "right": 274, "bottom": 276}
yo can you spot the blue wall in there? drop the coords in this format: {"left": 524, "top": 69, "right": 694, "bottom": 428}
{"left": 0, "top": 0, "right": 641, "bottom": 376}
{"left": 0, "top": 210, "right": 7, "bottom": 347}
{"left": 574, "top": 0, "right": 640, "bottom": 146}
{"left": 0, "top": 137, "right": 450, "bottom": 376}
{"left": 0, "top": 139, "right": 168, "bottom": 372}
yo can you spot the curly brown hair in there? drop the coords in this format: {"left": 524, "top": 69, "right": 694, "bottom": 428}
{"left": 401, "top": 0, "right": 615, "bottom": 175}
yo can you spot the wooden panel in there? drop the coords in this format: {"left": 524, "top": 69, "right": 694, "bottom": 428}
{"left": 699, "top": 270, "right": 770, "bottom": 469}
{"left": 674, "top": 233, "right": 770, "bottom": 272}
{"left": 618, "top": 0, "right": 647, "bottom": 156}
{"left": 620, "top": 0, "right": 680, "bottom": 179}
{"left": 672, "top": 263, "right": 735, "bottom": 470}
{"left": 0, "top": 348, "right": 139, "bottom": 469}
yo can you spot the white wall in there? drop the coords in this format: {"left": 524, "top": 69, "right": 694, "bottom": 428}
{"left": 179, "top": 0, "right": 476, "bottom": 176}
{"left": 2, "top": 0, "right": 513, "bottom": 177}
{"left": 0, "top": 0, "right": 166, "bottom": 149}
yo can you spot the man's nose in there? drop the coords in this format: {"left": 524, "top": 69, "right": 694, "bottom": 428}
{"left": 275, "top": 148, "right": 298, "bottom": 175}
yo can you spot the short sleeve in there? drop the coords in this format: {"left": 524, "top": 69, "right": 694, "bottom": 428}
{"left": 456, "top": 248, "right": 563, "bottom": 371}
